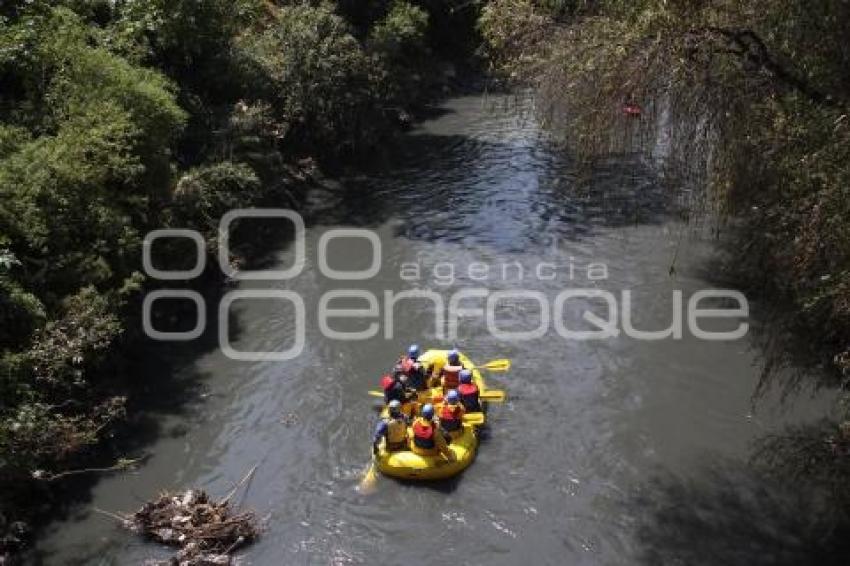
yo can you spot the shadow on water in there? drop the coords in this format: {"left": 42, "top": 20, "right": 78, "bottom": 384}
{"left": 695, "top": 243, "right": 843, "bottom": 404}
{"left": 393, "top": 475, "right": 463, "bottom": 494}
{"left": 410, "top": 104, "right": 457, "bottom": 123}
{"left": 630, "top": 460, "right": 850, "bottom": 566}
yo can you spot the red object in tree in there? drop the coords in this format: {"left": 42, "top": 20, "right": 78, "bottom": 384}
{"left": 623, "top": 102, "right": 642, "bottom": 117}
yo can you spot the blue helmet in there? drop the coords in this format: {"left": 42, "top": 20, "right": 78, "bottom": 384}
{"left": 388, "top": 399, "right": 402, "bottom": 416}
{"left": 421, "top": 403, "right": 434, "bottom": 419}
{"left": 447, "top": 349, "right": 460, "bottom": 364}
{"left": 407, "top": 344, "right": 420, "bottom": 359}
{"left": 459, "top": 369, "right": 472, "bottom": 384}
{"left": 446, "top": 390, "right": 459, "bottom": 404}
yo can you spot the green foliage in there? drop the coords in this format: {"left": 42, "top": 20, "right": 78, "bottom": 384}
{"left": 0, "top": 100, "right": 143, "bottom": 298}
{"left": 367, "top": 2, "right": 430, "bottom": 105}
{"left": 45, "top": 36, "right": 187, "bottom": 187}
{"left": 173, "top": 161, "right": 263, "bottom": 233}
{"left": 109, "top": 0, "right": 263, "bottom": 77}
{"left": 0, "top": 396, "right": 125, "bottom": 473}
{"left": 26, "top": 286, "right": 122, "bottom": 394}
{"left": 479, "top": 0, "right": 554, "bottom": 78}
{"left": 0, "top": 286, "right": 122, "bottom": 480}
{"left": 0, "top": 350, "right": 30, "bottom": 411}
{"left": 369, "top": 1, "right": 428, "bottom": 56}
{"left": 0, "top": 277, "right": 46, "bottom": 352}
{"left": 0, "top": 8, "right": 186, "bottom": 304}
{"left": 237, "top": 3, "right": 384, "bottom": 156}
{"left": 0, "top": 126, "right": 30, "bottom": 159}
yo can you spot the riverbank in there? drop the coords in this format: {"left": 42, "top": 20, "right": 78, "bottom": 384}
{"left": 0, "top": 1, "right": 483, "bottom": 559}
{"left": 479, "top": 0, "right": 850, "bottom": 511}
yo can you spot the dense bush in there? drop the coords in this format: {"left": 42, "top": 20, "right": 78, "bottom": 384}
{"left": 367, "top": 2, "right": 431, "bottom": 107}
{"left": 0, "top": 275, "right": 45, "bottom": 352}
{"left": 237, "top": 3, "right": 384, "bottom": 156}
{"left": 173, "top": 161, "right": 263, "bottom": 234}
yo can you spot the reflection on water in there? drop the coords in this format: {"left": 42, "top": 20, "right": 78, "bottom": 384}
{"left": 31, "top": 94, "right": 835, "bottom": 565}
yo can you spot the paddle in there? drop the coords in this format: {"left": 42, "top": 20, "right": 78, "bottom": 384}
{"left": 481, "top": 359, "right": 511, "bottom": 372}
{"left": 462, "top": 413, "right": 485, "bottom": 426}
{"left": 479, "top": 390, "right": 506, "bottom": 402}
{"left": 357, "top": 461, "right": 378, "bottom": 493}
{"left": 368, "top": 389, "right": 506, "bottom": 402}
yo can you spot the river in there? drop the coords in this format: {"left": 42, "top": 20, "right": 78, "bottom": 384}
{"left": 31, "top": 94, "right": 835, "bottom": 565}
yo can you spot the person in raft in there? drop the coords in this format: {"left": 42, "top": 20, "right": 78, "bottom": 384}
{"left": 438, "top": 390, "right": 465, "bottom": 440}
{"left": 380, "top": 370, "right": 414, "bottom": 405}
{"left": 411, "top": 404, "right": 454, "bottom": 460}
{"left": 373, "top": 400, "right": 409, "bottom": 455}
{"left": 395, "top": 344, "right": 428, "bottom": 391}
{"left": 439, "top": 349, "right": 464, "bottom": 393}
{"left": 457, "top": 369, "right": 481, "bottom": 412}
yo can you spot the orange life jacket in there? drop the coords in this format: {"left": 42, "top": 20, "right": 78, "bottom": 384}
{"left": 441, "top": 364, "right": 462, "bottom": 389}
{"left": 380, "top": 374, "right": 395, "bottom": 391}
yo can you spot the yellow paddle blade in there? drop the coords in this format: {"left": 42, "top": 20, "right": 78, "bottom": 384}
{"left": 480, "top": 389, "right": 506, "bottom": 402}
{"left": 368, "top": 390, "right": 384, "bottom": 398}
{"left": 357, "top": 461, "right": 379, "bottom": 493}
{"left": 482, "top": 359, "right": 511, "bottom": 372}
{"left": 462, "top": 413, "right": 485, "bottom": 426}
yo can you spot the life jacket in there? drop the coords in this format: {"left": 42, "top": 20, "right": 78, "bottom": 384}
{"left": 380, "top": 374, "right": 395, "bottom": 391}
{"left": 382, "top": 374, "right": 405, "bottom": 403}
{"left": 441, "top": 364, "right": 463, "bottom": 389}
{"left": 412, "top": 418, "right": 436, "bottom": 449}
{"left": 439, "top": 403, "right": 463, "bottom": 432}
{"left": 385, "top": 417, "right": 408, "bottom": 450}
{"left": 457, "top": 383, "right": 480, "bottom": 411}
{"left": 401, "top": 357, "right": 415, "bottom": 374}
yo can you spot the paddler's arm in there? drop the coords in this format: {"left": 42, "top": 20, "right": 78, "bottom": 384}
{"left": 372, "top": 420, "right": 387, "bottom": 455}
{"left": 434, "top": 427, "right": 455, "bottom": 460}
{"left": 426, "top": 364, "right": 440, "bottom": 387}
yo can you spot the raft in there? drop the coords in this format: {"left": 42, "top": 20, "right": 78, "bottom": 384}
{"left": 373, "top": 349, "right": 486, "bottom": 481}
{"left": 375, "top": 423, "right": 478, "bottom": 481}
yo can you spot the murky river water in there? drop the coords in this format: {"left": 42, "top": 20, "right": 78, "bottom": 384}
{"left": 33, "top": 94, "right": 835, "bottom": 565}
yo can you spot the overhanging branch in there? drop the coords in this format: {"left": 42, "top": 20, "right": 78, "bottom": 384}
{"left": 692, "top": 26, "right": 843, "bottom": 108}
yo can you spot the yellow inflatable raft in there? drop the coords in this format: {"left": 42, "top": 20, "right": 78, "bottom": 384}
{"left": 375, "top": 423, "right": 478, "bottom": 481}
{"left": 373, "top": 349, "right": 486, "bottom": 481}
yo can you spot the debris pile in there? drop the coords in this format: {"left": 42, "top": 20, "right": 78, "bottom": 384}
{"left": 128, "top": 489, "right": 258, "bottom": 566}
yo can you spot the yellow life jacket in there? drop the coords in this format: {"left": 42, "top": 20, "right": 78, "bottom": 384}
{"left": 386, "top": 417, "right": 408, "bottom": 447}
